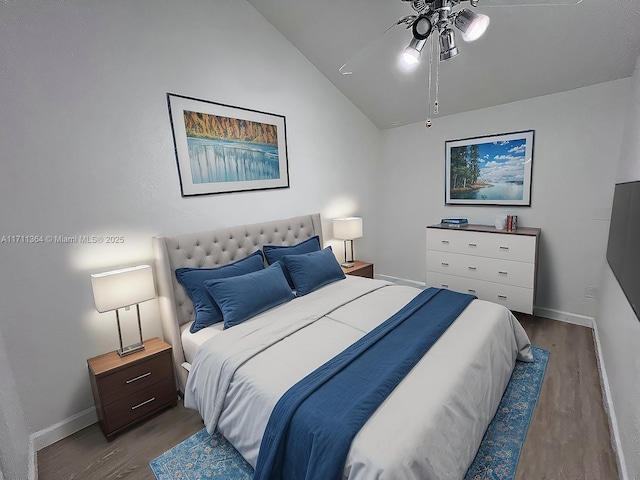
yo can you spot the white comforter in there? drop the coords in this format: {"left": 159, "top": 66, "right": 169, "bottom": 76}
{"left": 184, "top": 277, "right": 532, "bottom": 480}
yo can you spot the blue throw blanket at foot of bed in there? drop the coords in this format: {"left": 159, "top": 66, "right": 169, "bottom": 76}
{"left": 253, "top": 287, "right": 476, "bottom": 480}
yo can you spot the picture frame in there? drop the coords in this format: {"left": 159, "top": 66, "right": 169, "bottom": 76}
{"left": 445, "top": 130, "right": 534, "bottom": 206}
{"left": 167, "top": 93, "right": 290, "bottom": 197}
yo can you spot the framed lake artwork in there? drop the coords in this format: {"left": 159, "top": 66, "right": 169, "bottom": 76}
{"left": 445, "top": 130, "right": 534, "bottom": 206}
{"left": 167, "top": 93, "right": 290, "bottom": 196}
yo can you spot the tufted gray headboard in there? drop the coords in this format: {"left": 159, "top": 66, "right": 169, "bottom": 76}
{"left": 152, "top": 213, "right": 323, "bottom": 392}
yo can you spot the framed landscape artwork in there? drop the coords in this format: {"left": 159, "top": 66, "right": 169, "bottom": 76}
{"left": 167, "top": 93, "right": 290, "bottom": 196}
{"left": 445, "top": 130, "right": 534, "bottom": 206}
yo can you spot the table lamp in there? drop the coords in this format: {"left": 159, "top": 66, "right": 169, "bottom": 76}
{"left": 91, "top": 264, "right": 156, "bottom": 357}
{"left": 333, "top": 217, "right": 363, "bottom": 268}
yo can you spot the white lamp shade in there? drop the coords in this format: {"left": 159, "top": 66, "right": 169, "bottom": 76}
{"left": 333, "top": 217, "right": 363, "bottom": 240}
{"left": 91, "top": 265, "right": 156, "bottom": 313}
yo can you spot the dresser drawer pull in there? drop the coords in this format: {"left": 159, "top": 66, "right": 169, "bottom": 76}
{"left": 499, "top": 246, "right": 509, "bottom": 251}
{"left": 441, "top": 284, "right": 449, "bottom": 288}
{"left": 125, "top": 372, "right": 152, "bottom": 384}
{"left": 467, "top": 289, "right": 476, "bottom": 293}
{"left": 468, "top": 243, "right": 477, "bottom": 247}
{"left": 131, "top": 397, "right": 155, "bottom": 410}
{"left": 441, "top": 262, "right": 449, "bottom": 267}
{"left": 498, "top": 271, "right": 508, "bottom": 275}
{"left": 441, "top": 240, "right": 450, "bottom": 245}
{"left": 497, "top": 294, "right": 508, "bottom": 299}
{"left": 468, "top": 266, "right": 477, "bottom": 271}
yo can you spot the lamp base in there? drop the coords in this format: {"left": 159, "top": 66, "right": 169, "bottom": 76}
{"left": 341, "top": 262, "right": 355, "bottom": 268}
{"left": 118, "top": 342, "right": 145, "bottom": 357}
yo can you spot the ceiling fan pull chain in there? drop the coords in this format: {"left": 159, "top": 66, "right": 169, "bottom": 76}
{"left": 434, "top": 41, "right": 440, "bottom": 115}
{"left": 426, "top": 34, "right": 434, "bottom": 128}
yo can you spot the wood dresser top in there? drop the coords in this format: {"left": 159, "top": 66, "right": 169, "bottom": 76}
{"left": 428, "top": 223, "right": 541, "bottom": 237}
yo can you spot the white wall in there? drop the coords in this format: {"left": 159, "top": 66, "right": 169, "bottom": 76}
{"left": 0, "top": 1, "right": 380, "bottom": 475}
{"left": 376, "top": 79, "right": 630, "bottom": 321}
{"left": 0, "top": 331, "right": 31, "bottom": 480}
{"left": 595, "top": 53, "right": 640, "bottom": 479}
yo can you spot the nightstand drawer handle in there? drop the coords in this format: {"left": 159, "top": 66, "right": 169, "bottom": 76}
{"left": 498, "top": 294, "right": 508, "bottom": 299}
{"left": 131, "top": 397, "right": 155, "bottom": 410}
{"left": 468, "top": 243, "right": 477, "bottom": 247}
{"left": 500, "top": 246, "right": 509, "bottom": 251}
{"left": 468, "top": 266, "right": 477, "bottom": 271}
{"left": 467, "top": 288, "right": 476, "bottom": 293}
{"left": 441, "top": 262, "right": 449, "bottom": 267}
{"left": 441, "top": 240, "right": 450, "bottom": 245}
{"left": 441, "top": 284, "right": 449, "bottom": 288}
{"left": 498, "top": 271, "right": 508, "bottom": 275}
{"left": 126, "top": 372, "right": 152, "bottom": 384}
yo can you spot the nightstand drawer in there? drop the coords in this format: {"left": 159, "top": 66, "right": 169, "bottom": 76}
{"left": 347, "top": 264, "right": 373, "bottom": 278}
{"left": 104, "top": 377, "right": 176, "bottom": 434}
{"left": 341, "top": 261, "right": 374, "bottom": 279}
{"left": 100, "top": 352, "right": 173, "bottom": 406}
{"left": 88, "top": 337, "right": 177, "bottom": 441}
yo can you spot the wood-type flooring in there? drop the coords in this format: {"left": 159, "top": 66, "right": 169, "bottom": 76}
{"left": 37, "top": 314, "right": 620, "bottom": 480}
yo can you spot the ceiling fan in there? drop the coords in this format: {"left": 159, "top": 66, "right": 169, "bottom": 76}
{"left": 339, "top": 0, "right": 583, "bottom": 127}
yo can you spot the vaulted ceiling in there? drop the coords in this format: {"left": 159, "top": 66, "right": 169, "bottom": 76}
{"left": 247, "top": 0, "right": 640, "bottom": 129}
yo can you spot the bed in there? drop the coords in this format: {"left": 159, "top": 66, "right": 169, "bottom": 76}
{"left": 153, "top": 213, "right": 532, "bottom": 480}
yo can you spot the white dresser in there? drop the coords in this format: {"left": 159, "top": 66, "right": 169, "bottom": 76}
{"left": 426, "top": 224, "right": 540, "bottom": 314}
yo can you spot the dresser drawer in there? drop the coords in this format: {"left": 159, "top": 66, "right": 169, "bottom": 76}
{"left": 427, "top": 228, "right": 536, "bottom": 263}
{"left": 99, "top": 351, "right": 173, "bottom": 406}
{"left": 104, "top": 377, "right": 176, "bottom": 434}
{"left": 426, "top": 250, "right": 535, "bottom": 288}
{"left": 426, "top": 272, "right": 534, "bottom": 314}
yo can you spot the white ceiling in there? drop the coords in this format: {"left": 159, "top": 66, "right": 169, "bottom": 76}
{"left": 247, "top": 0, "right": 640, "bottom": 129}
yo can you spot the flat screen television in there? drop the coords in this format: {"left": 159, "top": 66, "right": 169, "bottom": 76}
{"left": 606, "top": 180, "right": 640, "bottom": 320}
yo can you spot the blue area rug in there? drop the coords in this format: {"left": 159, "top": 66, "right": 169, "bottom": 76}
{"left": 150, "top": 346, "right": 548, "bottom": 480}
{"left": 464, "top": 345, "right": 548, "bottom": 479}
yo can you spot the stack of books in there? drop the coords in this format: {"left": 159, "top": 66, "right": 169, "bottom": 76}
{"left": 440, "top": 218, "right": 469, "bottom": 228}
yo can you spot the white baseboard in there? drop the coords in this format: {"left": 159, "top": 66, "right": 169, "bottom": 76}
{"left": 31, "top": 406, "right": 97, "bottom": 452}
{"left": 532, "top": 307, "right": 594, "bottom": 329}
{"left": 28, "top": 407, "right": 97, "bottom": 479}
{"left": 592, "top": 320, "right": 629, "bottom": 480}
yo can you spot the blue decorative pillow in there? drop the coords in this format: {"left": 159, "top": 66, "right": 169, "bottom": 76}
{"left": 281, "top": 247, "right": 346, "bottom": 296}
{"left": 263, "top": 236, "right": 321, "bottom": 287}
{"left": 263, "top": 235, "right": 321, "bottom": 265}
{"left": 204, "top": 262, "right": 295, "bottom": 329}
{"left": 175, "top": 250, "right": 265, "bottom": 333}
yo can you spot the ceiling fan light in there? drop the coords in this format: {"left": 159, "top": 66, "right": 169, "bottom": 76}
{"left": 412, "top": 15, "right": 433, "bottom": 40}
{"left": 402, "top": 37, "right": 426, "bottom": 65}
{"left": 438, "top": 28, "right": 459, "bottom": 61}
{"left": 455, "top": 9, "right": 490, "bottom": 42}
{"left": 402, "top": 48, "right": 421, "bottom": 65}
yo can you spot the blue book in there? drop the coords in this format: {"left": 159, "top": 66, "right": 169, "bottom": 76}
{"left": 441, "top": 218, "right": 468, "bottom": 225}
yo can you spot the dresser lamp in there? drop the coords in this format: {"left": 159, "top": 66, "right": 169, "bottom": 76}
{"left": 91, "top": 264, "right": 156, "bottom": 357}
{"left": 333, "top": 217, "right": 363, "bottom": 268}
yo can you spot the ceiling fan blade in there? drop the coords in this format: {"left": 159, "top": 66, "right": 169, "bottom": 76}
{"left": 478, "top": 0, "right": 582, "bottom": 6}
{"left": 339, "top": 17, "right": 415, "bottom": 75}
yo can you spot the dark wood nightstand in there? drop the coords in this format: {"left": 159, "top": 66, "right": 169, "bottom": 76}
{"left": 341, "top": 260, "right": 374, "bottom": 279}
{"left": 87, "top": 337, "right": 177, "bottom": 441}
